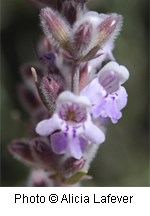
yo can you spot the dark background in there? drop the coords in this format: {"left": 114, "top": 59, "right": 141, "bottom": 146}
{"left": 1, "top": 0, "right": 149, "bottom": 186}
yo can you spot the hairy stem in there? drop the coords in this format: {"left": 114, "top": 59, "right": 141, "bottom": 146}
{"left": 71, "top": 63, "right": 80, "bottom": 95}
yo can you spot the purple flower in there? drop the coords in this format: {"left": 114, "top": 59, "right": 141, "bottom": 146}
{"left": 36, "top": 91, "right": 105, "bottom": 159}
{"left": 81, "top": 61, "right": 129, "bottom": 123}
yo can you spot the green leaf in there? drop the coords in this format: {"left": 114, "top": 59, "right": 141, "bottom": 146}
{"left": 64, "top": 171, "right": 87, "bottom": 185}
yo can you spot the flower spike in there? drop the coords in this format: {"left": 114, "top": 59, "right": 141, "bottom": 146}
{"left": 9, "top": 0, "right": 130, "bottom": 187}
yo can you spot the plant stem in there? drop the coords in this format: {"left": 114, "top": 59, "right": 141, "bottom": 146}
{"left": 71, "top": 63, "right": 80, "bottom": 95}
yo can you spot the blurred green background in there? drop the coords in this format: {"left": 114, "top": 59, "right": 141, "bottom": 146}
{"left": 1, "top": 0, "right": 149, "bottom": 186}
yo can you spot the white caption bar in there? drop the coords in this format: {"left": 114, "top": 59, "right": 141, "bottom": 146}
{"left": 0, "top": 187, "right": 149, "bottom": 216}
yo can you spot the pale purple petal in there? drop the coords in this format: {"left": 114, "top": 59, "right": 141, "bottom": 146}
{"left": 68, "top": 137, "right": 83, "bottom": 160}
{"left": 96, "top": 116, "right": 110, "bottom": 126}
{"left": 50, "top": 132, "right": 68, "bottom": 154}
{"left": 84, "top": 116, "right": 105, "bottom": 144}
{"left": 98, "top": 61, "right": 129, "bottom": 87}
{"left": 81, "top": 78, "right": 105, "bottom": 105}
{"left": 36, "top": 114, "right": 61, "bottom": 136}
{"left": 92, "top": 94, "right": 123, "bottom": 124}
{"left": 99, "top": 70, "right": 120, "bottom": 93}
{"left": 79, "top": 137, "right": 88, "bottom": 153}
{"left": 106, "top": 98, "right": 122, "bottom": 123}
{"left": 116, "top": 86, "right": 128, "bottom": 110}
{"left": 57, "top": 91, "right": 91, "bottom": 109}
{"left": 92, "top": 97, "right": 107, "bottom": 118}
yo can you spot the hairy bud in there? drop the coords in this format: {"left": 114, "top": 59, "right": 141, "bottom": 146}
{"left": 32, "top": 67, "right": 65, "bottom": 114}
{"left": 40, "top": 7, "right": 73, "bottom": 51}
{"left": 39, "top": 74, "right": 65, "bottom": 112}
{"left": 62, "top": 0, "right": 87, "bottom": 25}
{"left": 74, "top": 22, "right": 93, "bottom": 58}
{"left": 62, "top": 1, "right": 77, "bottom": 25}
{"left": 98, "top": 14, "right": 123, "bottom": 46}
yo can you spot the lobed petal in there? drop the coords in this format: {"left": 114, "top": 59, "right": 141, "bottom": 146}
{"left": 99, "top": 61, "right": 130, "bottom": 86}
{"left": 57, "top": 91, "right": 91, "bottom": 109}
{"left": 84, "top": 116, "right": 105, "bottom": 144}
{"left": 50, "top": 132, "right": 68, "bottom": 154}
{"left": 92, "top": 93, "right": 124, "bottom": 124}
{"left": 81, "top": 78, "right": 105, "bottom": 105}
{"left": 116, "top": 86, "right": 128, "bottom": 110}
{"left": 36, "top": 114, "right": 61, "bottom": 136}
{"left": 68, "top": 137, "right": 83, "bottom": 160}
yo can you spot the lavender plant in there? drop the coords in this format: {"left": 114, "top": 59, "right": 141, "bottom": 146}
{"left": 9, "top": 0, "right": 129, "bottom": 186}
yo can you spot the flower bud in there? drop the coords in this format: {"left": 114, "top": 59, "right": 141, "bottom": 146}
{"left": 74, "top": 22, "right": 93, "bottom": 58}
{"left": 62, "top": 0, "right": 87, "bottom": 25}
{"left": 62, "top": 1, "right": 77, "bottom": 25}
{"left": 32, "top": 67, "right": 65, "bottom": 114}
{"left": 40, "top": 7, "right": 73, "bottom": 51}
{"left": 73, "top": 11, "right": 103, "bottom": 62}
{"left": 98, "top": 14, "right": 123, "bottom": 46}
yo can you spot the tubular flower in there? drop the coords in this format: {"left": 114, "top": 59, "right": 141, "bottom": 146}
{"left": 81, "top": 61, "right": 129, "bottom": 123}
{"left": 36, "top": 91, "right": 105, "bottom": 159}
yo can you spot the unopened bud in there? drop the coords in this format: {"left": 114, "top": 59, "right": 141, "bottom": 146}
{"left": 31, "top": 65, "right": 65, "bottom": 114}
{"left": 62, "top": 1, "right": 77, "bottom": 25}
{"left": 37, "top": 73, "right": 65, "bottom": 113}
{"left": 62, "top": 0, "right": 87, "bottom": 25}
{"left": 98, "top": 14, "right": 123, "bottom": 46}
{"left": 74, "top": 22, "right": 93, "bottom": 58}
{"left": 40, "top": 7, "right": 73, "bottom": 51}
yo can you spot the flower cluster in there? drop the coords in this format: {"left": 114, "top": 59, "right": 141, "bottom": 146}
{"left": 9, "top": 0, "right": 129, "bottom": 186}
